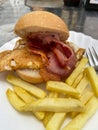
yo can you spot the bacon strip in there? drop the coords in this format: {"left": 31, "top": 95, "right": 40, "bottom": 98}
{"left": 52, "top": 45, "right": 68, "bottom": 67}
{"left": 46, "top": 51, "right": 76, "bottom": 78}
{"left": 27, "top": 33, "right": 77, "bottom": 79}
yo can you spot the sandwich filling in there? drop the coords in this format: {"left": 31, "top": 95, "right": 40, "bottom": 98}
{"left": 0, "top": 33, "right": 77, "bottom": 81}
{"left": 27, "top": 33, "right": 77, "bottom": 80}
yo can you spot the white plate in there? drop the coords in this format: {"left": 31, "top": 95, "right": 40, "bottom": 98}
{"left": 0, "top": 31, "right": 98, "bottom": 130}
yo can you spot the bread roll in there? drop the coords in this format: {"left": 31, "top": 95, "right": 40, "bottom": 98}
{"left": 16, "top": 69, "right": 43, "bottom": 84}
{"left": 15, "top": 11, "right": 69, "bottom": 41}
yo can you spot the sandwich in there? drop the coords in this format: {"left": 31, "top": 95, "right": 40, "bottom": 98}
{"left": 0, "top": 11, "right": 84, "bottom": 83}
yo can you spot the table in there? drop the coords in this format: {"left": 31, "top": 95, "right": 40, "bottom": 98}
{"left": 0, "top": 0, "right": 98, "bottom": 46}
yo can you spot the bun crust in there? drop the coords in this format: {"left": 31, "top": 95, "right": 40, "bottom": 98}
{"left": 15, "top": 11, "right": 69, "bottom": 41}
{"left": 16, "top": 69, "right": 44, "bottom": 84}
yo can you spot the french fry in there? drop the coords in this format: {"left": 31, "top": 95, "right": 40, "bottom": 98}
{"left": 46, "top": 81, "right": 80, "bottom": 98}
{"left": 23, "top": 98, "right": 85, "bottom": 112}
{"left": 7, "top": 75, "right": 46, "bottom": 98}
{"left": 46, "top": 87, "right": 66, "bottom": 129}
{"left": 71, "top": 90, "right": 93, "bottom": 118}
{"left": 48, "top": 91, "right": 58, "bottom": 98}
{"left": 43, "top": 91, "right": 59, "bottom": 126}
{"left": 43, "top": 112, "right": 54, "bottom": 126}
{"left": 72, "top": 72, "right": 84, "bottom": 88}
{"left": 62, "top": 96, "right": 98, "bottom": 130}
{"left": 85, "top": 66, "right": 98, "bottom": 96}
{"left": 65, "top": 57, "right": 88, "bottom": 86}
{"left": 80, "top": 90, "right": 93, "bottom": 104}
{"left": 46, "top": 112, "right": 66, "bottom": 130}
{"left": 75, "top": 76, "right": 89, "bottom": 94}
{"left": 71, "top": 76, "right": 92, "bottom": 118}
{"left": 13, "top": 86, "right": 36, "bottom": 103}
{"left": 13, "top": 86, "right": 45, "bottom": 120}
{"left": 6, "top": 89, "right": 25, "bottom": 111}
{"left": 33, "top": 110, "right": 45, "bottom": 120}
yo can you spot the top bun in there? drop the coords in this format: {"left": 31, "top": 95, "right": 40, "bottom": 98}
{"left": 15, "top": 11, "right": 69, "bottom": 41}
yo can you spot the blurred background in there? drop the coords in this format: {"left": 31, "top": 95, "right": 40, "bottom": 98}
{"left": 0, "top": 0, "right": 98, "bottom": 46}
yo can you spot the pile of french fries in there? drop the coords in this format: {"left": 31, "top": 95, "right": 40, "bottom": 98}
{"left": 6, "top": 57, "right": 98, "bottom": 130}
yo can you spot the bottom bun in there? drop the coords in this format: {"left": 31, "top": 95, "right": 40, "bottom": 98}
{"left": 16, "top": 69, "right": 44, "bottom": 84}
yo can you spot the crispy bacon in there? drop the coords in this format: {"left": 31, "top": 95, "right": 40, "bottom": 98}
{"left": 27, "top": 33, "right": 77, "bottom": 79}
